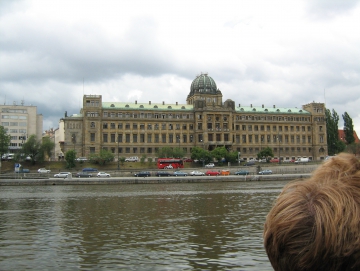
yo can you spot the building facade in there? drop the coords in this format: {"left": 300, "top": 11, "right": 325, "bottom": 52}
{"left": 61, "top": 74, "right": 327, "bottom": 161}
{"left": 0, "top": 102, "right": 43, "bottom": 153}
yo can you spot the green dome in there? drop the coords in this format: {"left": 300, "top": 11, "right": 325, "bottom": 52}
{"left": 190, "top": 73, "right": 217, "bottom": 95}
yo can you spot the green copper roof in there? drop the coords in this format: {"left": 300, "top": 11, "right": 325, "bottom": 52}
{"left": 102, "top": 102, "right": 193, "bottom": 111}
{"left": 236, "top": 106, "right": 310, "bottom": 114}
{"left": 189, "top": 73, "right": 217, "bottom": 95}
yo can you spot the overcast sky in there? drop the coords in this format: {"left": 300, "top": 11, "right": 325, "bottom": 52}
{"left": 1, "top": 0, "right": 359, "bottom": 135}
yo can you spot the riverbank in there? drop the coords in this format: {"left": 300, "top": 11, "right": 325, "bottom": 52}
{"left": 0, "top": 173, "right": 311, "bottom": 186}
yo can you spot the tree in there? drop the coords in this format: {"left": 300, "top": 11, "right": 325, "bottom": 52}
{"left": 0, "top": 126, "right": 11, "bottom": 157}
{"left": 22, "top": 135, "right": 42, "bottom": 164}
{"left": 342, "top": 112, "right": 355, "bottom": 144}
{"left": 190, "top": 147, "right": 212, "bottom": 164}
{"left": 211, "top": 147, "right": 228, "bottom": 163}
{"left": 89, "top": 149, "right": 114, "bottom": 165}
{"left": 326, "top": 109, "right": 340, "bottom": 155}
{"left": 65, "top": 150, "right": 76, "bottom": 169}
{"left": 257, "top": 147, "right": 274, "bottom": 161}
{"left": 225, "top": 151, "right": 239, "bottom": 163}
{"left": 156, "top": 147, "right": 185, "bottom": 159}
{"left": 40, "top": 137, "right": 55, "bottom": 161}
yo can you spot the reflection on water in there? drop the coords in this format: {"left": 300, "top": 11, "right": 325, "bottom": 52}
{"left": 0, "top": 181, "right": 285, "bottom": 270}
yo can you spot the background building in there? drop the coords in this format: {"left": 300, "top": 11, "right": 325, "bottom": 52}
{"left": 60, "top": 74, "right": 327, "bottom": 161}
{"left": 0, "top": 101, "right": 43, "bottom": 154}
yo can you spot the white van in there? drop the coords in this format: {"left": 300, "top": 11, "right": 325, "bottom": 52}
{"left": 294, "top": 157, "right": 309, "bottom": 163}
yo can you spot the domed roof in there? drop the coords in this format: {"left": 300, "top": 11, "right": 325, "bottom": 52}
{"left": 189, "top": 73, "right": 217, "bottom": 96}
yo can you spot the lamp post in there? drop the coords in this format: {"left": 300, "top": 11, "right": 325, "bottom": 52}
{"left": 201, "top": 139, "right": 205, "bottom": 167}
{"left": 238, "top": 151, "right": 241, "bottom": 166}
{"left": 278, "top": 134, "right": 281, "bottom": 164}
{"left": 117, "top": 134, "right": 120, "bottom": 170}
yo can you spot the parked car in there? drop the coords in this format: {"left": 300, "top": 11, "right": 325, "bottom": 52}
{"left": 54, "top": 172, "right": 71, "bottom": 178}
{"left": 75, "top": 172, "right": 92, "bottom": 178}
{"left": 205, "top": 163, "right": 215, "bottom": 168}
{"left": 155, "top": 171, "right": 173, "bottom": 177}
{"left": 283, "top": 159, "right": 295, "bottom": 163}
{"left": 38, "top": 168, "right": 51, "bottom": 173}
{"left": 134, "top": 171, "right": 151, "bottom": 177}
{"left": 244, "top": 161, "right": 255, "bottom": 166}
{"left": 294, "top": 157, "right": 309, "bottom": 163}
{"left": 97, "top": 172, "right": 111, "bottom": 177}
{"left": 220, "top": 170, "right": 230, "bottom": 176}
{"left": 270, "top": 158, "right": 279, "bottom": 163}
{"left": 125, "top": 156, "right": 139, "bottom": 162}
{"left": 234, "top": 170, "right": 250, "bottom": 175}
{"left": 190, "top": 171, "right": 205, "bottom": 176}
{"left": 258, "top": 169, "right": 273, "bottom": 175}
{"left": 258, "top": 159, "right": 267, "bottom": 163}
{"left": 205, "top": 170, "right": 220, "bottom": 176}
{"left": 173, "top": 171, "right": 188, "bottom": 176}
{"left": 82, "top": 168, "right": 98, "bottom": 172}
{"left": 76, "top": 157, "right": 88, "bottom": 162}
{"left": 183, "top": 158, "right": 193, "bottom": 162}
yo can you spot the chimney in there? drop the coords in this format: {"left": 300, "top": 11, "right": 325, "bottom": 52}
{"left": 250, "top": 104, "right": 252, "bottom": 108}
{"left": 262, "top": 104, "right": 264, "bottom": 108}
{"left": 162, "top": 101, "right": 165, "bottom": 105}
{"left": 149, "top": 101, "right": 151, "bottom": 105}
{"left": 176, "top": 102, "right": 178, "bottom": 105}
{"left": 135, "top": 100, "right": 137, "bottom": 104}
{"left": 273, "top": 105, "right": 276, "bottom": 108}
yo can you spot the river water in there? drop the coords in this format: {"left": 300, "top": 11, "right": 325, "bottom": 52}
{"left": 0, "top": 181, "right": 286, "bottom": 270}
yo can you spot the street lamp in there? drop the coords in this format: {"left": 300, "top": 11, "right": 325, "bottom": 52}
{"left": 278, "top": 134, "right": 281, "bottom": 164}
{"left": 238, "top": 151, "right": 241, "bottom": 166}
{"left": 117, "top": 134, "right": 120, "bottom": 170}
{"left": 201, "top": 139, "right": 205, "bottom": 167}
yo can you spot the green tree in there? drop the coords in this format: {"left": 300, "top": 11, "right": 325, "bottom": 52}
{"left": 326, "top": 109, "right": 340, "bottom": 155}
{"left": 225, "top": 151, "right": 239, "bottom": 163}
{"left": 190, "top": 147, "right": 212, "bottom": 165}
{"left": 342, "top": 112, "right": 355, "bottom": 144}
{"left": 257, "top": 147, "right": 274, "bottom": 161}
{"left": 0, "top": 126, "right": 11, "bottom": 158}
{"left": 89, "top": 149, "right": 115, "bottom": 165}
{"left": 21, "top": 135, "right": 42, "bottom": 164}
{"left": 65, "top": 149, "right": 76, "bottom": 169}
{"left": 40, "top": 137, "right": 55, "bottom": 161}
{"left": 211, "top": 146, "right": 228, "bottom": 163}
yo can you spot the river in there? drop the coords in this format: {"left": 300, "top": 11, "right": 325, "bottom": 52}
{"left": 0, "top": 181, "right": 285, "bottom": 270}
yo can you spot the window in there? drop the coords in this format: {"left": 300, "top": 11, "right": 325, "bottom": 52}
{"left": 242, "top": 135, "right": 246, "bottom": 143}
{"left": 162, "top": 134, "right": 166, "bottom": 143}
{"left": 147, "top": 124, "right": 152, "bottom": 130}
{"left": 90, "top": 122, "right": 95, "bottom": 128}
{"left": 103, "top": 134, "right": 108, "bottom": 142}
{"left": 224, "top": 134, "right": 229, "bottom": 141}
{"left": 125, "top": 123, "right": 130, "bottom": 129}
{"left": 90, "top": 147, "right": 95, "bottom": 153}
{"left": 118, "top": 123, "right": 123, "bottom": 129}
{"left": 133, "top": 134, "right": 137, "bottom": 143}
{"left": 133, "top": 123, "right": 138, "bottom": 129}
{"left": 110, "top": 123, "right": 115, "bottom": 129}
{"left": 197, "top": 123, "right": 202, "bottom": 130}
{"left": 111, "top": 134, "right": 115, "bottom": 142}
{"left": 155, "top": 134, "right": 159, "bottom": 143}
{"left": 140, "top": 134, "right": 145, "bottom": 143}
{"left": 90, "top": 133, "right": 95, "bottom": 142}
{"left": 147, "top": 134, "right": 152, "bottom": 143}
{"left": 117, "top": 134, "right": 123, "bottom": 143}
{"left": 169, "top": 134, "right": 173, "bottom": 143}
{"left": 126, "top": 134, "right": 130, "bottom": 143}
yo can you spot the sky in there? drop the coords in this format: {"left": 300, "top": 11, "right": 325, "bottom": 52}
{"left": 1, "top": 0, "right": 360, "bottom": 135}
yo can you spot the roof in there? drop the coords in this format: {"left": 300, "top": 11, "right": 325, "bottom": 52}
{"left": 236, "top": 106, "right": 310, "bottom": 114}
{"left": 338, "top": 130, "right": 360, "bottom": 143}
{"left": 102, "top": 102, "right": 193, "bottom": 111}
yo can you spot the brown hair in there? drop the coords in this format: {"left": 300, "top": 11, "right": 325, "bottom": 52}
{"left": 264, "top": 153, "right": 360, "bottom": 271}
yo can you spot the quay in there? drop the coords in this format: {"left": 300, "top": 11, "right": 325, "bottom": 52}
{"left": 0, "top": 173, "right": 311, "bottom": 186}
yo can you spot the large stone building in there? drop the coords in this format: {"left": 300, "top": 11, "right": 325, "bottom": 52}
{"left": 0, "top": 101, "right": 43, "bottom": 153}
{"left": 60, "top": 73, "right": 327, "bottom": 161}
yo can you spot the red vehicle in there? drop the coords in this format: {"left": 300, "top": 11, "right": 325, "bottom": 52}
{"left": 270, "top": 158, "right": 279, "bottom": 163}
{"left": 205, "top": 170, "right": 220, "bottom": 176}
{"left": 157, "top": 158, "right": 184, "bottom": 169}
{"left": 183, "top": 158, "right": 193, "bottom": 162}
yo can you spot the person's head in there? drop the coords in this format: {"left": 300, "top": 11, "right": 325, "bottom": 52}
{"left": 264, "top": 153, "right": 360, "bottom": 271}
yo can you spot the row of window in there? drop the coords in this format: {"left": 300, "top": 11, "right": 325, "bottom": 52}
{"left": 1, "top": 109, "right": 28, "bottom": 114}
{"left": 93, "top": 133, "right": 323, "bottom": 145}
{"left": 235, "top": 115, "right": 311, "bottom": 122}
{"left": 3, "top": 128, "right": 27, "bottom": 134}
{"left": 1, "top": 115, "right": 27, "bottom": 120}
{"left": 1, "top": 122, "right": 27, "bottom": 126}
{"left": 87, "top": 146, "right": 314, "bottom": 155}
